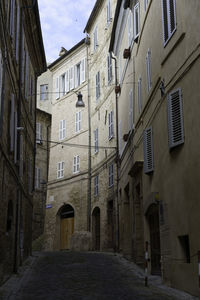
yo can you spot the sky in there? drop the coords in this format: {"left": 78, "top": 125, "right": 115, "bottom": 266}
{"left": 38, "top": 0, "right": 96, "bottom": 64}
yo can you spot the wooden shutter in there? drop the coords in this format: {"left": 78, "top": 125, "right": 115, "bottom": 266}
{"left": 56, "top": 77, "right": 59, "bottom": 99}
{"left": 167, "top": 88, "right": 184, "bottom": 149}
{"left": 162, "top": 0, "right": 176, "bottom": 45}
{"left": 144, "top": 126, "right": 154, "bottom": 174}
{"left": 65, "top": 69, "right": 69, "bottom": 93}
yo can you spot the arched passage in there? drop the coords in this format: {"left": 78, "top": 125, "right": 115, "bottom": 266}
{"left": 92, "top": 207, "right": 100, "bottom": 250}
{"left": 146, "top": 204, "right": 161, "bottom": 275}
{"left": 59, "top": 204, "right": 74, "bottom": 250}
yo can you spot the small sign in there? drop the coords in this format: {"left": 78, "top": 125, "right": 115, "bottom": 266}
{"left": 46, "top": 204, "right": 52, "bottom": 209}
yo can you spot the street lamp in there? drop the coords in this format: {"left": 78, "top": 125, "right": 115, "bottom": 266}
{"left": 76, "top": 92, "right": 85, "bottom": 107}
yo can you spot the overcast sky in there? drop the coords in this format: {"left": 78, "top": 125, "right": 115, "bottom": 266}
{"left": 38, "top": 0, "right": 96, "bottom": 64}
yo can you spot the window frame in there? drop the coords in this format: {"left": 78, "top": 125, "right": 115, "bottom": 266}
{"left": 94, "top": 175, "right": 99, "bottom": 196}
{"left": 146, "top": 48, "right": 152, "bottom": 92}
{"left": 73, "top": 155, "right": 80, "bottom": 174}
{"left": 161, "top": 0, "right": 176, "bottom": 46}
{"left": 108, "top": 111, "right": 114, "bottom": 140}
{"left": 40, "top": 84, "right": 48, "bottom": 101}
{"left": 57, "top": 161, "right": 64, "bottom": 179}
{"left": 75, "top": 111, "right": 81, "bottom": 133}
{"left": 59, "top": 119, "right": 66, "bottom": 141}
{"left": 133, "top": 2, "right": 140, "bottom": 41}
{"left": 94, "top": 128, "right": 99, "bottom": 154}
{"left": 143, "top": 126, "right": 154, "bottom": 174}
{"left": 108, "top": 164, "right": 114, "bottom": 187}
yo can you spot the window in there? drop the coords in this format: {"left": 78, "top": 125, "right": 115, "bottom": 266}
{"left": 162, "top": 0, "right": 176, "bottom": 46}
{"left": 144, "top": 0, "right": 149, "bottom": 11}
{"left": 167, "top": 88, "right": 184, "bottom": 149}
{"left": 59, "top": 120, "right": 66, "bottom": 140}
{"left": 93, "top": 26, "right": 98, "bottom": 51}
{"left": 146, "top": 49, "right": 152, "bottom": 92}
{"left": 40, "top": 84, "right": 48, "bottom": 101}
{"left": 56, "top": 77, "right": 59, "bottom": 99}
{"left": 75, "top": 111, "right": 81, "bottom": 133}
{"left": 137, "top": 77, "right": 142, "bottom": 114}
{"left": 65, "top": 69, "right": 69, "bottom": 93}
{"left": 133, "top": 2, "right": 140, "bottom": 40}
{"left": 107, "top": 53, "right": 112, "bottom": 84}
{"left": 60, "top": 73, "right": 66, "bottom": 97}
{"left": 143, "top": 126, "right": 154, "bottom": 174}
{"left": 73, "top": 155, "right": 80, "bottom": 173}
{"left": 106, "top": 0, "right": 111, "bottom": 25}
{"left": 129, "top": 89, "right": 134, "bottom": 131}
{"left": 36, "top": 123, "right": 42, "bottom": 143}
{"left": 94, "top": 175, "right": 99, "bottom": 196}
{"left": 35, "top": 167, "right": 41, "bottom": 189}
{"left": 94, "top": 128, "right": 99, "bottom": 153}
{"left": 96, "top": 71, "right": 100, "bottom": 100}
{"left": 109, "top": 164, "right": 114, "bottom": 187}
{"left": 57, "top": 162, "right": 64, "bottom": 179}
{"left": 108, "top": 111, "right": 114, "bottom": 140}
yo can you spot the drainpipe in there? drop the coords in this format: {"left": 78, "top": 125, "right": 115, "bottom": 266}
{"left": 86, "top": 40, "right": 92, "bottom": 232}
{"left": 110, "top": 54, "right": 120, "bottom": 252}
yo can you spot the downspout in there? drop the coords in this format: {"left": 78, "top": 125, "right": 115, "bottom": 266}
{"left": 86, "top": 39, "right": 91, "bottom": 232}
{"left": 110, "top": 54, "right": 120, "bottom": 252}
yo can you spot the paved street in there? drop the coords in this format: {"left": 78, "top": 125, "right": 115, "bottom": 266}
{"left": 0, "top": 251, "right": 198, "bottom": 300}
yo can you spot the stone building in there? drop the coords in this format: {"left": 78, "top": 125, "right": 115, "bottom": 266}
{"left": 110, "top": 0, "right": 200, "bottom": 297}
{"left": 0, "top": 0, "right": 46, "bottom": 284}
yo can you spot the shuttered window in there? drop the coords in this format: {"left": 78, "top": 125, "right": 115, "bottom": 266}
{"left": 129, "top": 89, "right": 134, "bottom": 131}
{"left": 93, "top": 26, "right": 98, "bottom": 52}
{"left": 35, "top": 167, "right": 41, "bottom": 188}
{"left": 108, "top": 111, "right": 114, "bottom": 140}
{"left": 167, "top": 88, "right": 184, "bottom": 149}
{"left": 146, "top": 49, "right": 152, "bottom": 92}
{"left": 65, "top": 69, "right": 69, "bottom": 93}
{"left": 75, "top": 111, "right": 81, "bottom": 133}
{"left": 57, "top": 162, "right": 64, "bottom": 179}
{"left": 96, "top": 71, "right": 100, "bottom": 100}
{"left": 94, "top": 128, "right": 99, "bottom": 153}
{"left": 73, "top": 155, "right": 80, "bottom": 173}
{"left": 109, "top": 164, "right": 114, "bottom": 187}
{"left": 94, "top": 175, "right": 99, "bottom": 196}
{"left": 59, "top": 120, "right": 66, "bottom": 140}
{"left": 144, "top": 126, "right": 154, "bottom": 174}
{"left": 138, "top": 77, "right": 142, "bottom": 114}
{"left": 69, "top": 67, "right": 74, "bottom": 90}
{"left": 107, "top": 53, "right": 112, "bottom": 84}
{"left": 56, "top": 77, "right": 59, "bottom": 99}
{"left": 36, "top": 123, "right": 42, "bottom": 143}
{"left": 161, "top": 0, "right": 176, "bottom": 46}
{"left": 133, "top": 2, "right": 140, "bottom": 40}
{"left": 60, "top": 73, "right": 66, "bottom": 97}
{"left": 81, "top": 58, "right": 86, "bottom": 83}
{"left": 128, "top": 13, "right": 133, "bottom": 46}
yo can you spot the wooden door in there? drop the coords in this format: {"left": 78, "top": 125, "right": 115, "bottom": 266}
{"left": 148, "top": 205, "right": 161, "bottom": 275}
{"left": 60, "top": 217, "right": 74, "bottom": 250}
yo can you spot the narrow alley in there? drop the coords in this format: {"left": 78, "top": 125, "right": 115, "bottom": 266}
{"left": 0, "top": 252, "right": 197, "bottom": 300}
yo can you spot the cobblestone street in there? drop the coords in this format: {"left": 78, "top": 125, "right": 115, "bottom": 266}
{"left": 0, "top": 252, "right": 198, "bottom": 300}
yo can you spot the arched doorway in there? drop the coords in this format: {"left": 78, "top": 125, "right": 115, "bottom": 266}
{"left": 60, "top": 204, "right": 74, "bottom": 250}
{"left": 146, "top": 204, "right": 161, "bottom": 275}
{"left": 92, "top": 207, "right": 100, "bottom": 250}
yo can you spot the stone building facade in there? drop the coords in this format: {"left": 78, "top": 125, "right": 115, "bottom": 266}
{"left": 110, "top": 0, "right": 200, "bottom": 297}
{"left": 0, "top": 0, "right": 46, "bottom": 284}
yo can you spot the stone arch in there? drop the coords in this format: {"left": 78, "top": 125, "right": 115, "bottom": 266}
{"left": 92, "top": 207, "right": 100, "bottom": 250}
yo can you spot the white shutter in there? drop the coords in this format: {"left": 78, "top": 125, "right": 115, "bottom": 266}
{"left": 167, "top": 88, "right": 184, "bottom": 149}
{"left": 63, "top": 120, "right": 66, "bottom": 139}
{"left": 138, "top": 77, "right": 142, "bottom": 114}
{"left": 144, "top": 126, "right": 154, "bottom": 174}
{"left": 128, "top": 13, "right": 132, "bottom": 46}
{"left": 10, "top": 94, "right": 15, "bottom": 151}
{"left": 77, "top": 155, "right": 80, "bottom": 172}
{"left": 134, "top": 2, "right": 140, "bottom": 40}
{"left": 81, "top": 58, "right": 86, "bottom": 83}
{"left": 65, "top": 69, "right": 69, "bottom": 93}
{"left": 59, "top": 76, "right": 63, "bottom": 96}
{"left": 146, "top": 49, "right": 152, "bottom": 92}
{"left": 19, "top": 134, "right": 23, "bottom": 178}
{"left": 70, "top": 67, "right": 74, "bottom": 90}
{"left": 59, "top": 120, "right": 63, "bottom": 140}
{"left": 129, "top": 89, "right": 133, "bottom": 131}
{"left": 56, "top": 77, "right": 59, "bottom": 99}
